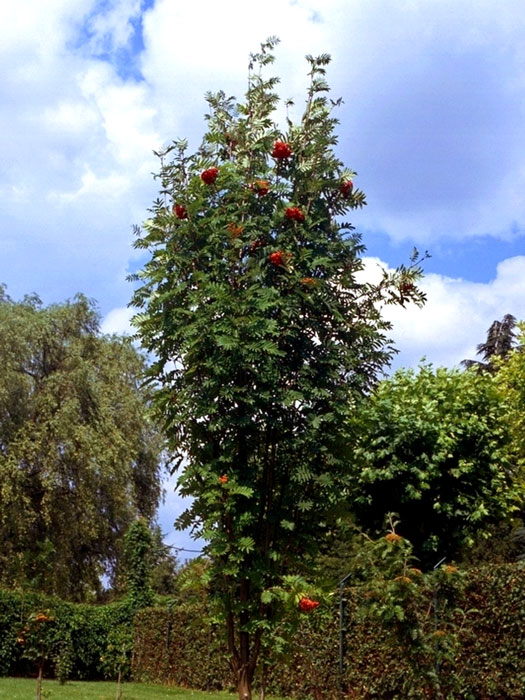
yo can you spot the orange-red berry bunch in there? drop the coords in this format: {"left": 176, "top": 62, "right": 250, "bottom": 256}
{"left": 285, "top": 207, "right": 305, "bottom": 222}
{"left": 299, "top": 597, "right": 320, "bottom": 612}
{"left": 201, "top": 167, "right": 219, "bottom": 184}
{"left": 174, "top": 204, "right": 188, "bottom": 219}
{"left": 272, "top": 141, "right": 292, "bottom": 159}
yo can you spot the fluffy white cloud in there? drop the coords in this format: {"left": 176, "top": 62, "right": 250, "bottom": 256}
{"left": 101, "top": 304, "right": 134, "bottom": 335}
{"left": 363, "top": 255, "right": 525, "bottom": 371}
{"left": 86, "top": 0, "right": 142, "bottom": 54}
{"left": 0, "top": 0, "right": 161, "bottom": 309}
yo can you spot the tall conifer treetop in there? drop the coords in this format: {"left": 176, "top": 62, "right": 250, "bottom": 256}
{"left": 131, "top": 38, "right": 425, "bottom": 700}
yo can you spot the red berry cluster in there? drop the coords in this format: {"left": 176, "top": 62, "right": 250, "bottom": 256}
{"left": 300, "top": 277, "right": 317, "bottom": 287}
{"left": 340, "top": 180, "right": 353, "bottom": 198}
{"left": 251, "top": 180, "right": 270, "bottom": 196}
{"left": 173, "top": 204, "right": 188, "bottom": 219}
{"left": 299, "top": 597, "right": 320, "bottom": 612}
{"left": 227, "top": 222, "right": 244, "bottom": 238}
{"left": 201, "top": 167, "right": 219, "bottom": 184}
{"left": 399, "top": 279, "right": 415, "bottom": 296}
{"left": 269, "top": 251, "right": 285, "bottom": 266}
{"left": 285, "top": 206, "right": 305, "bottom": 222}
{"left": 219, "top": 474, "right": 228, "bottom": 484}
{"left": 272, "top": 141, "right": 292, "bottom": 159}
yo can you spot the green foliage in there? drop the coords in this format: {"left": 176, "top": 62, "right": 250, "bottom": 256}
{"left": 495, "top": 324, "right": 525, "bottom": 473}
{"left": 0, "top": 589, "right": 133, "bottom": 682}
{"left": 123, "top": 519, "right": 155, "bottom": 611}
{"left": 133, "top": 606, "right": 230, "bottom": 691}
{"left": 132, "top": 561, "right": 525, "bottom": 699}
{"left": 131, "top": 38, "right": 424, "bottom": 696}
{"left": 347, "top": 522, "right": 467, "bottom": 697}
{"left": 0, "top": 287, "right": 164, "bottom": 600}
{"left": 149, "top": 525, "right": 180, "bottom": 596}
{"left": 100, "top": 624, "right": 134, "bottom": 685}
{"left": 346, "top": 364, "right": 520, "bottom": 565}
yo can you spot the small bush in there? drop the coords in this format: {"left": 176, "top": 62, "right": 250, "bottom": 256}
{"left": 0, "top": 590, "right": 133, "bottom": 681}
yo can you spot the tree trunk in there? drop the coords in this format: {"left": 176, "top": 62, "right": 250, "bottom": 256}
{"left": 237, "top": 665, "right": 252, "bottom": 700}
{"left": 116, "top": 668, "right": 123, "bottom": 700}
{"left": 36, "top": 661, "right": 43, "bottom": 700}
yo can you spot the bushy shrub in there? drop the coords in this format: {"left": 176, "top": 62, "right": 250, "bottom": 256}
{"left": 0, "top": 590, "right": 133, "bottom": 681}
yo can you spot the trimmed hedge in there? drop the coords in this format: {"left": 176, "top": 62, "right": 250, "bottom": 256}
{"left": 132, "top": 563, "right": 525, "bottom": 699}
{"left": 133, "top": 606, "right": 231, "bottom": 691}
{"left": 2, "top": 564, "right": 524, "bottom": 697}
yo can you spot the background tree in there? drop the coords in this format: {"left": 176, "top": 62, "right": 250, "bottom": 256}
{"left": 493, "top": 323, "right": 525, "bottom": 557}
{"left": 462, "top": 314, "right": 517, "bottom": 372}
{"left": 346, "top": 364, "right": 521, "bottom": 566}
{"left": 0, "top": 287, "right": 164, "bottom": 600}
{"left": 122, "top": 518, "right": 154, "bottom": 611}
{"left": 131, "top": 38, "right": 424, "bottom": 700}
{"left": 148, "top": 525, "right": 180, "bottom": 596}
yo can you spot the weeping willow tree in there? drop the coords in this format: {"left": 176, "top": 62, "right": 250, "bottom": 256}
{"left": 0, "top": 287, "right": 164, "bottom": 600}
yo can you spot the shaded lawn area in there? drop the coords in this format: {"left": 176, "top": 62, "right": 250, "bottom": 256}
{"left": 0, "top": 678, "right": 288, "bottom": 699}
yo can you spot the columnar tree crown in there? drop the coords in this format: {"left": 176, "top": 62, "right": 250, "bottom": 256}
{"left": 131, "top": 37, "right": 424, "bottom": 697}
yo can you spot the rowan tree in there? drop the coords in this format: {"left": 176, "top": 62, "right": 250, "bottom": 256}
{"left": 131, "top": 38, "right": 424, "bottom": 699}
{"left": 0, "top": 288, "right": 164, "bottom": 600}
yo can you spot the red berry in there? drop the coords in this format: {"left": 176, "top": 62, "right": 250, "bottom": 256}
{"left": 340, "top": 180, "right": 353, "bottom": 197}
{"left": 251, "top": 180, "right": 270, "bottom": 196}
{"left": 299, "top": 597, "right": 320, "bottom": 612}
{"left": 201, "top": 167, "right": 219, "bottom": 184}
{"left": 399, "top": 281, "right": 415, "bottom": 295}
{"left": 269, "top": 251, "right": 285, "bottom": 266}
{"left": 272, "top": 141, "right": 292, "bottom": 159}
{"left": 300, "top": 277, "right": 317, "bottom": 287}
{"left": 173, "top": 204, "right": 188, "bottom": 219}
{"left": 285, "top": 206, "right": 305, "bottom": 222}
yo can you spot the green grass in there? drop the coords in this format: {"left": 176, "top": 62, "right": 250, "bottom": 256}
{"left": 0, "top": 678, "right": 287, "bottom": 699}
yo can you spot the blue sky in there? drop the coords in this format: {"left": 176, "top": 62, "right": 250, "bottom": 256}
{"left": 2, "top": 0, "right": 525, "bottom": 555}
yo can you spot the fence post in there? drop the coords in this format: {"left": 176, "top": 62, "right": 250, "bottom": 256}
{"left": 433, "top": 556, "right": 446, "bottom": 680}
{"left": 338, "top": 572, "right": 352, "bottom": 697}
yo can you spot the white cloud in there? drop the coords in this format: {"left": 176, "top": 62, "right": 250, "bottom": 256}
{"left": 0, "top": 0, "right": 160, "bottom": 309}
{"left": 86, "top": 0, "right": 142, "bottom": 54}
{"left": 374, "top": 255, "right": 525, "bottom": 370}
{"left": 140, "top": 0, "right": 333, "bottom": 144}
{"left": 101, "top": 305, "right": 135, "bottom": 335}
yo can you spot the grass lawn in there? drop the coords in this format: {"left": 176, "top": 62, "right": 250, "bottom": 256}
{"left": 0, "top": 678, "right": 287, "bottom": 699}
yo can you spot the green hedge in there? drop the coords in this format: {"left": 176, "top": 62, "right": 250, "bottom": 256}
{"left": 2, "top": 564, "right": 524, "bottom": 697}
{"left": 133, "top": 606, "right": 231, "bottom": 691}
{"left": 132, "top": 563, "right": 525, "bottom": 699}
{"left": 0, "top": 590, "right": 133, "bottom": 680}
